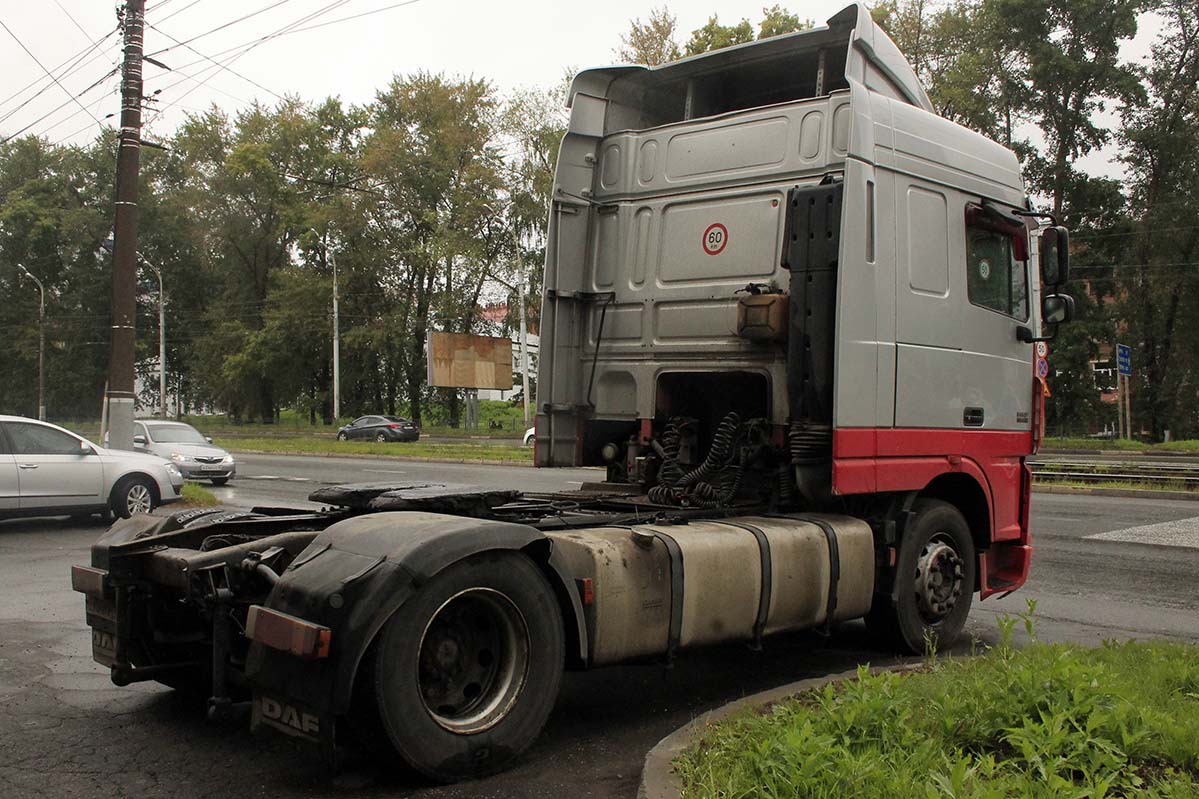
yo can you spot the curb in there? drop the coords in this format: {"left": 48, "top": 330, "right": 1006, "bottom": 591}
{"left": 1032, "top": 484, "right": 1199, "bottom": 502}
{"left": 227, "top": 448, "right": 538, "bottom": 468}
{"left": 637, "top": 664, "right": 918, "bottom": 799}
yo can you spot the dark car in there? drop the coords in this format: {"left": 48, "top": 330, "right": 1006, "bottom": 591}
{"left": 336, "top": 415, "right": 420, "bottom": 443}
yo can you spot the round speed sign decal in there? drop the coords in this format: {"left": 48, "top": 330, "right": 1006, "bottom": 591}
{"left": 702, "top": 223, "right": 728, "bottom": 255}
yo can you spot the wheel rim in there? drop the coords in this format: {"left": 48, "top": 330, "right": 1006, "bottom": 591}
{"left": 913, "top": 533, "right": 964, "bottom": 624}
{"left": 416, "top": 587, "right": 530, "bottom": 734}
{"left": 126, "top": 483, "right": 153, "bottom": 515}
{"left": 376, "top": 433, "right": 386, "bottom": 442}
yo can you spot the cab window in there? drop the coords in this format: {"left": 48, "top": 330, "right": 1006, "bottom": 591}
{"left": 965, "top": 206, "right": 1029, "bottom": 321}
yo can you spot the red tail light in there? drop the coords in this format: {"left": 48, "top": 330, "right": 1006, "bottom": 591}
{"left": 388, "top": 423, "right": 399, "bottom": 429}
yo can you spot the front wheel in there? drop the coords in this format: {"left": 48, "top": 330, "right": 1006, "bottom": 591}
{"left": 375, "top": 432, "right": 388, "bottom": 443}
{"left": 337, "top": 432, "right": 348, "bottom": 441}
{"left": 111, "top": 476, "right": 157, "bottom": 519}
{"left": 353, "top": 551, "right": 564, "bottom": 782}
{"left": 866, "top": 498, "right": 975, "bottom": 654}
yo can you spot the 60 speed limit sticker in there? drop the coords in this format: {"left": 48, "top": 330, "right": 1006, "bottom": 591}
{"left": 702, "top": 223, "right": 728, "bottom": 255}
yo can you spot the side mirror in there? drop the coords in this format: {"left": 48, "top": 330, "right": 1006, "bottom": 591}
{"left": 1040, "top": 226, "right": 1070, "bottom": 286}
{"left": 80, "top": 441, "right": 96, "bottom": 455}
{"left": 206, "top": 436, "right": 213, "bottom": 444}
{"left": 133, "top": 435, "right": 146, "bottom": 446}
{"left": 1017, "top": 293, "right": 1075, "bottom": 343}
{"left": 1042, "top": 293, "right": 1074, "bottom": 325}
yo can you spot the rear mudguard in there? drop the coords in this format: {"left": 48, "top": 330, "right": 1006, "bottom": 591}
{"left": 244, "top": 511, "right": 587, "bottom": 716}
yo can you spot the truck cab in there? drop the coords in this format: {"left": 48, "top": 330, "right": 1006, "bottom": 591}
{"left": 535, "top": 2, "right": 1070, "bottom": 601}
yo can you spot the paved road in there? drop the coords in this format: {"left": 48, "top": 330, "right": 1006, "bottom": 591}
{"left": 2, "top": 455, "right": 1197, "bottom": 798}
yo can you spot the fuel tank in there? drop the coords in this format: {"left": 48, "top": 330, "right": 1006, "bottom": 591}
{"left": 548, "top": 514, "right": 875, "bottom": 666}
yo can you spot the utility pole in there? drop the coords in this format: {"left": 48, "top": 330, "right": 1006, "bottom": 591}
{"left": 18, "top": 265, "right": 46, "bottom": 421}
{"left": 107, "top": 0, "right": 144, "bottom": 450}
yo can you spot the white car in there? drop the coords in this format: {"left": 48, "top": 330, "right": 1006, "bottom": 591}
{"left": 0, "top": 415, "right": 184, "bottom": 521}
{"left": 524, "top": 426, "right": 535, "bottom": 447}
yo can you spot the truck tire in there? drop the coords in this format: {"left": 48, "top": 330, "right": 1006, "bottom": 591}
{"left": 866, "top": 498, "right": 975, "bottom": 654}
{"left": 110, "top": 475, "right": 158, "bottom": 519}
{"left": 354, "top": 551, "right": 564, "bottom": 782}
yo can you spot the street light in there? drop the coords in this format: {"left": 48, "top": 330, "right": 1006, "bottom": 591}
{"left": 480, "top": 205, "right": 533, "bottom": 427}
{"left": 137, "top": 255, "right": 167, "bottom": 418}
{"left": 309, "top": 227, "right": 340, "bottom": 422}
{"left": 17, "top": 264, "right": 46, "bottom": 421}
{"left": 99, "top": 239, "right": 167, "bottom": 418}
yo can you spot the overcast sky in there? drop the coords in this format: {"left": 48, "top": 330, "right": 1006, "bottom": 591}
{"left": 1, "top": 0, "right": 1160, "bottom": 178}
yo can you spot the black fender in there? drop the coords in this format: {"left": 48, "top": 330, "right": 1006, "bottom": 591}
{"left": 244, "top": 511, "right": 588, "bottom": 716}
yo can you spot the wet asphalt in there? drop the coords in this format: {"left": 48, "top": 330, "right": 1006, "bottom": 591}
{"left": 1, "top": 454, "right": 1197, "bottom": 798}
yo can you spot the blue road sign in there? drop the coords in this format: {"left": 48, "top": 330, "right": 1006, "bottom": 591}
{"left": 1117, "top": 344, "right": 1132, "bottom": 376}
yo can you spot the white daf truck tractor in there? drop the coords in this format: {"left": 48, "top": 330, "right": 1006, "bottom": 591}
{"left": 72, "top": 3, "right": 1074, "bottom": 782}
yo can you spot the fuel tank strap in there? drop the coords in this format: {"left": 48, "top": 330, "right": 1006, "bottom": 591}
{"left": 710, "top": 521, "right": 772, "bottom": 649}
{"left": 617, "top": 525, "right": 685, "bottom": 662}
{"left": 651, "top": 529, "right": 685, "bottom": 662}
{"left": 762, "top": 514, "right": 840, "bottom": 628}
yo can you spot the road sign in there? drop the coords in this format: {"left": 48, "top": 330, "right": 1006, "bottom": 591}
{"left": 1035, "top": 341, "right": 1048, "bottom": 358}
{"left": 1036, "top": 358, "right": 1049, "bottom": 379}
{"left": 1117, "top": 343, "right": 1132, "bottom": 376}
{"left": 702, "top": 223, "right": 728, "bottom": 255}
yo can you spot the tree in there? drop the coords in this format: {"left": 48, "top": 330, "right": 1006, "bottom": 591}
{"left": 615, "top": 7, "right": 681, "bottom": 65}
{"left": 684, "top": 15, "right": 755, "bottom": 56}
{"left": 757, "top": 5, "right": 812, "bottom": 39}
{"left": 1112, "top": 0, "right": 1199, "bottom": 439}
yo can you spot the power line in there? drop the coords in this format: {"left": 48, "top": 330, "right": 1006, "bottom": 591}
{"left": 0, "top": 21, "right": 115, "bottom": 137}
{"left": 151, "top": 0, "right": 206, "bottom": 25}
{"left": 146, "top": 22, "right": 284, "bottom": 100}
{"left": 286, "top": 0, "right": 424, "bottom": 36}
{"left": 3, "top": 66, "right": 119, "bottom": 144}
{"left": 143, "top": 0, "right": 293, "bottom": 59}
{"left": 0, "top": 23, "right": 119, "bottom": 112}
{"left": 145, "top": 0, "right": 355, "bottom": 124}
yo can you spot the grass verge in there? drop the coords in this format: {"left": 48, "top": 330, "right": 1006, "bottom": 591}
{"left": 1035, "top": 477, "right": 1197, "bottom": 494}
{"left": 678, "top": 633, "right": 1199, "bottom": 797}
{"left": 179, "top": 482, "right": 219, "bottom": 507}
{"left": 227, "top": 436, "right": 533, "bottom": 463}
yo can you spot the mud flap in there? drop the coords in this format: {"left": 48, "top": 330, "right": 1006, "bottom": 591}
{"left": 252, "top": 693, "right": 337, "bottom": 762}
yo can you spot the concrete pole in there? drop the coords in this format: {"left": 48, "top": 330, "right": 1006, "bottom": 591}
{"left": 107, "top": 0, "right": 145, "bottom": 450}
{"left": 509, "top": 233, "right": 531, "bottom": 427}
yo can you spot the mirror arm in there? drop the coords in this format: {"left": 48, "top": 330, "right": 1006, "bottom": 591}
{"left": 1017, "top": 324, "right": 1058, "bottom": 344}
{"left": 1012, "top": 208, "right": 1058, "bottom": 226}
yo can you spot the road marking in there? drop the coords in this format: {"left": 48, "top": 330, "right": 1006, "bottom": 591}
{"left": 242, "top": 475, "right": 312, "bottom": 483}
{"left": 1086, "top": 517, "right": 1199, "bottom": 549}
{"left": 363, "top": 469, "right": 408, "bottom": 475}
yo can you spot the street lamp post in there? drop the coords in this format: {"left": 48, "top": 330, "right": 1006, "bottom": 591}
{"left": 137, "top": 256, "right": 166, "bottom": 418}
{"left": 309, "top": 228, "right": 340, "bottom": 422}
{"left": 18, "top": 265, "right": 46, "bottom": 421}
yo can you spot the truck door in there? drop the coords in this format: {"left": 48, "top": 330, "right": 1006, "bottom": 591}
{"left": 957, "top": 204, "right": 1033, "bottom": 431}
{"left": 894, "top": 178, "right": 963, "bottom": 428}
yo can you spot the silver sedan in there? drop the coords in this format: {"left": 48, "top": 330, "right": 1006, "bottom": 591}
{"left": 134, "top": 420, "right": 236, "bottom": 485}
{"left": 0, "top": 415, "right": 184, "bottom": 520}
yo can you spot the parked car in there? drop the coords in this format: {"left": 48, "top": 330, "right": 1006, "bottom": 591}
{"left": 133, "top": 420, "right": 236, "bottom": 485}
{"left": 0, "top": 415, "right": 183, "bottom": 520}
{"left": 336, "top": 415, "right": 420, "bottom": 443}
{"left": 524, "top": 426, "right": 535, "bottom": 446}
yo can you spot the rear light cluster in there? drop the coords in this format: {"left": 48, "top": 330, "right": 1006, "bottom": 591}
{"left": 246, "top": 605, "right": 331, "bottom": 660}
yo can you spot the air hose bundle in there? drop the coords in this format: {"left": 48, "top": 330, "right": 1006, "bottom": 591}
{"left": 651, "top": 412, "right": 746, "bottom": 507}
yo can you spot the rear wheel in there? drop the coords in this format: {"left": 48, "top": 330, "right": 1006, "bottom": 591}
{"left": 866, "top": 498, "right": 975, "bottom": 654}
{"left": 353, "top": 551, "right": 564, "bottom": 782}
{"left": 111, "top": 476, "right": 157, "bottom": 519}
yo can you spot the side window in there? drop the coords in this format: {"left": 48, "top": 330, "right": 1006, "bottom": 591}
{"left": 965, "top": 207, "right": 1029, "bottom": 320}
{"left": 7, "top": 422, "right": 82, "bottom": 455}
{"left": 136, "top": 423, "right": 149, "bottom": 441}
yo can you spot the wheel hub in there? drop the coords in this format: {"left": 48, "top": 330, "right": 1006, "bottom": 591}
{"left": 417, "top": 588, "right": 530, "bottom": 734}
{"left": 914, "top": 537, "right": 964, "bottom": 623}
